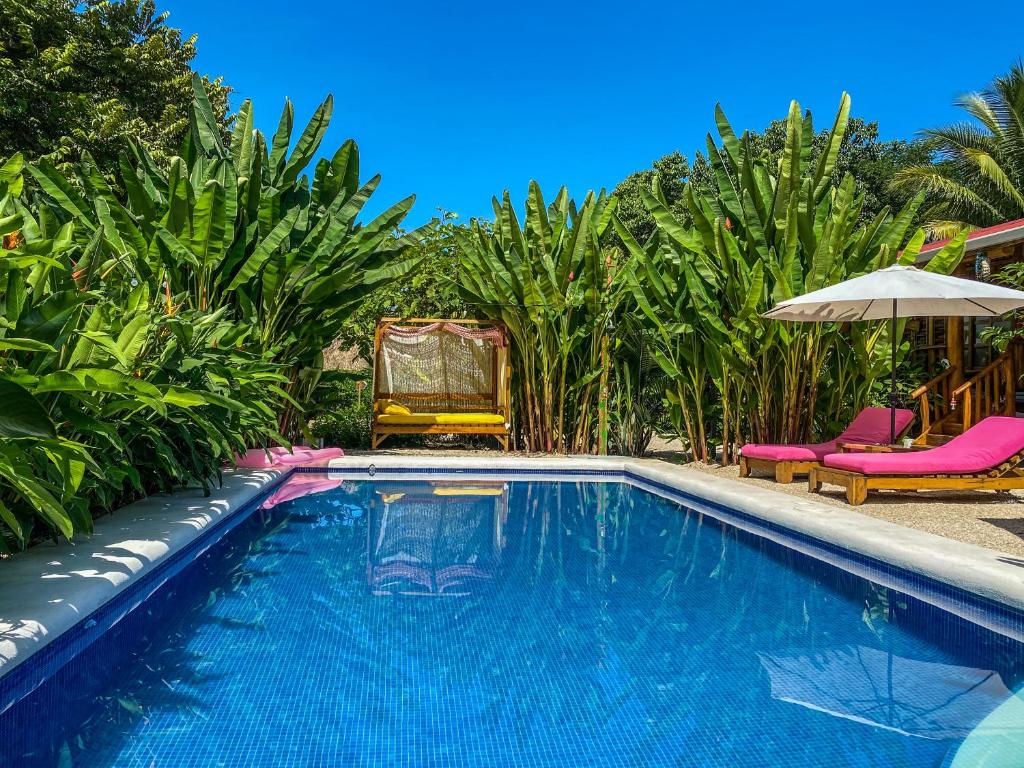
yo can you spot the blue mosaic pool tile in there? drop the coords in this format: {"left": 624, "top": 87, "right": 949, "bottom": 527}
{"left": 1, "top": 472, "right": 1022, "bottom": 767}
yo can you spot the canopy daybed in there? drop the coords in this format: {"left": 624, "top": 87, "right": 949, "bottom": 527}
{"left": 371, "top": 318, "right": 511, "bottom": 450}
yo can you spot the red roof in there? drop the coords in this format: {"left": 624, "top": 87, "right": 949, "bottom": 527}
{"left": 919, "top": 218, "right": 1024, "bottom": 254}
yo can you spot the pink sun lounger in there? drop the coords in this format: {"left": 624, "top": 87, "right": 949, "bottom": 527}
{"left": 739, "top": 407, "right": 915, "bottom": 483}
{"left": 811, "top": 416, "right": 1024, "bottom": 505}
{"left": 234, "top": 446, "right": 345, "bottom": 469}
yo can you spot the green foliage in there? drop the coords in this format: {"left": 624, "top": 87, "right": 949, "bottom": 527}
{"left": 0, "top": 156, "right": 286, "bottom": 551}
{"left": 619, "top": 95, "right": 966, "bottom": 462}
{"left": 613, "top": 119, "right": 929, "bottom": 250}
{"left": 309, "top": 372, "right": 372, "bottom": 450}
{"left": 0, "top": 82, "right": 416, "bottom": 548}
{"left": 458, "top": 183, "right": 622, "bottom": 452}
{"left": 336, "top": 210, "right": 470, "bottom": 361}
{"left": 608, "top": 315, "right": 668, "bottom": 456}
{"left": 0, "top": 0, "right": 230, "bottom": 172}
{"left": 978, "top": 261, "right": 1024, "bottom": 352}
{"left": 892, "top": 60, "right": 1024, "bottom": 237}
{"left": 689, "top": 116, "right": 929, "bottom": 227}
{"left": 610, "top": 151, "right": 690, "bottom": 250}
{"left": 28, "top": 75, "right": 421, "bottom": 438}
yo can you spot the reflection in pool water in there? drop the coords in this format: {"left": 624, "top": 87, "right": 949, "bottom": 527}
{"left": 367, "top": 482, "right": 508, "bottom": 596}
{"left": 1, "top": 475, "right": 1022, "bottom": 767}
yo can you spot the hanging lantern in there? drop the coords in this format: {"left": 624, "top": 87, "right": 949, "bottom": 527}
{"left": 974, "top": 251, "right": 992, "bottom": 282}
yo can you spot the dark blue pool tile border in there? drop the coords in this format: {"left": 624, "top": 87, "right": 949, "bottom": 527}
{"left": 3, "top": 463, "right": 1023, "bottom": 719}
{"left": 299, "top": 466, "right": 622, "bottom": 477}
{"left": 0, "top": 470, "right": 292, "bottom": 717}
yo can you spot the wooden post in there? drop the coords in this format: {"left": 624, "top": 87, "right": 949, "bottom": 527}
{"left": 947, "top": 316, "right": 964, "bottom": 387}
{"left": 1005, "top": 357, "right": 1015, "bottom": 416}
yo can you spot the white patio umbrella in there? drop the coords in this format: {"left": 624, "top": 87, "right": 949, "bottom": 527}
{"left": 763, "top": 264, "right": 1024, "bottom": 442}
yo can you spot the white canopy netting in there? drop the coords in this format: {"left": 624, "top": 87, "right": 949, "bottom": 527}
{"left": 374, "top": 321, "right": 508, "bottom": 413}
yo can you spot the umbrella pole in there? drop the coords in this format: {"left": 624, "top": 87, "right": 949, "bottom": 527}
{"left": 890, "top": 299, "right": 897, "bottom": 444}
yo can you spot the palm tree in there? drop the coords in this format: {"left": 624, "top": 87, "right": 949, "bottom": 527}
{"left": 892, "top": 60, "right": 1024, "bottom": 238}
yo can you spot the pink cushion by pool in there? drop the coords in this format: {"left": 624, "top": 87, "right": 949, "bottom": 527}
{"left": 741, "top": 407, "right": 915, "bottom": 463}
{"left": 261, "top": 474, "right": 343, "bottom": 509}
{"left": 741, "top": 440, "right": 841, "bottom": 463}
{"left": 234, "top": 446, "right": 345, "bottom": 469}
{"left": 824, "top": 416, "right": 1024, "bottom": 476}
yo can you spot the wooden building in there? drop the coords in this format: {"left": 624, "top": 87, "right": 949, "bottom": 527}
{"left": 909, "top": 219, "right": 1024, "bottom": 442}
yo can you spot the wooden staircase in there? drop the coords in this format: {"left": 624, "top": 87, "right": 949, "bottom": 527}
{"left": 912, "top": 338, "right": 1024, "bottom": 444}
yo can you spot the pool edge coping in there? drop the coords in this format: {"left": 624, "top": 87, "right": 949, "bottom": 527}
{"left": 0, "top": 468, "right": 289, "bottom": 694}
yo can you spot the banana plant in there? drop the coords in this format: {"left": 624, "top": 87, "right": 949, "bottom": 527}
{"left": 1, "top": 77, "right": 422, "bottom": 548}
{"left": 0, "top": 155, "right": 290, "bottom": 549}
{"left": 28, "top": 75, "right": 423, "bottom": 438}
{"left": 457, "top": 183, "right": 622, "bottom": 452}
{"left": 617, "top": 95, "right": 962, "bottom": 462}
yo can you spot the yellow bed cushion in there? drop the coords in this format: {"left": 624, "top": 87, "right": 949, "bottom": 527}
{"left": 377, "top": 412, "right": 506, "bottom": 426}
{"left": 377, "top": 398, "right": 412, "bottom": 416}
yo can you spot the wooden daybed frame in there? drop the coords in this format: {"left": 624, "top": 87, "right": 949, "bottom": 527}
{"left": 371, "top": 318, "right": 511, "bottom": 451}
{"left": 808, "top": 446, "right": 1024, "bottom": 505}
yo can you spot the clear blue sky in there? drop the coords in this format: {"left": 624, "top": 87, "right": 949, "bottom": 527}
{"left": 164, "top": 0, "right": 1024, "bottom": 226}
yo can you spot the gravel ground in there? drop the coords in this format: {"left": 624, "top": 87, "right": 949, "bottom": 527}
{"left": 347, "top": 438, "right": 1024, "bottom": 558}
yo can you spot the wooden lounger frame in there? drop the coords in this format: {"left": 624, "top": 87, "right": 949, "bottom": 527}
{"left": 808, "top": 452, "right": 1024, "bottom": 505}
{"left": 739, "top": 456, "right": 816, "bottom": 484}
{"left": 371, "top": 318, "right": 511, "bottom": 451}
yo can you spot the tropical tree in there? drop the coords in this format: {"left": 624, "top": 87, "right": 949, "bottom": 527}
{"left": 28, "top": 76, "right": 422, "bottom": 438}
{"left": 0, "top": 0, "right": 230, "bottom": 172}
{"left": 618, "top": 94, "right": 966, "bottom": 463}
{"left": 612, "top": 119, "right": 928, "bottom": 251}
{"left": 0, "top": 79, "right": 420, "bottom": 549}
{"left": 457, "top": 184, "right": 622, "bottom": 453}
{"left": 892, "top": 60, "right": 1024, "bottom": 237}
{"left": 0, "top": 153, "right": 285, "bottom": 551}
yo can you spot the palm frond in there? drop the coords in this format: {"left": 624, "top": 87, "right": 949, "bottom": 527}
{"left": 891, "top": 165, "right": 1006, "bottom": 224}
{"left": 955, "top": 93, "right": 1001, "bottom": 136}
{"left": 910, "top": 63, "right": 1024, "bottom": 229}
{"left": 964, "top": 148, "right": 1024, "bottom": 209}
{"left": 923, "top": 124, "right": 996, "bottom": 161}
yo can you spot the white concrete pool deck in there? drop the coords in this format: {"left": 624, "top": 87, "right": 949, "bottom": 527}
{"left": 0, "top": 469, "right": 284, "bottom": 685}
{"left": 2, "top": 456, "right": 1024, "bottom": 692}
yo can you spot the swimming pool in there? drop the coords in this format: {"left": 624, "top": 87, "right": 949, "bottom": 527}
{"left": 1, "top": 472, "right": 1022, "bottom": 767}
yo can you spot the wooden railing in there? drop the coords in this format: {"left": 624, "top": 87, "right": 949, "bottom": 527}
{"left": 951, "top": 338, "right": 1022, "bottom": 432}
{"left": 911, "top": 366, "right": 959, "bottom": 441}
{"left": 913, "top": 338, "right": 1022, "bottom": 441}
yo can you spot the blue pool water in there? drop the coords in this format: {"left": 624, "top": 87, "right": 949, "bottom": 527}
{"left": 2, "top": 474, "right": 1023, "bottom": 767}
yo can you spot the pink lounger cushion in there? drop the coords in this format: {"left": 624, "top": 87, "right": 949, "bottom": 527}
{"left": 741, "top": 440, "right": 840, "bottom": 463}
{"left": 741, "top": 407, "right": 915, "bottom": 463}
{"left": 824, "top": 416, "right": 1024, "bottom": 476}
{"left": 234, "top": 446, "right": 345, "bottom": 469}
